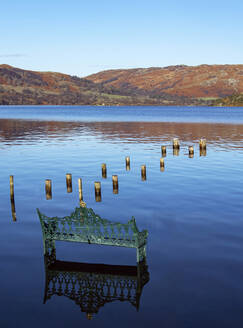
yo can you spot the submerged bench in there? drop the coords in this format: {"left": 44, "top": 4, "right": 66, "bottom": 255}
{"left": 37, "top": 206, "right": 148, "bottom": 263}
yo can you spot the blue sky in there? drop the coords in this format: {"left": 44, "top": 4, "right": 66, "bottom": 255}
{"left": 1, "top": 0, "right": 242, "bottom": 76}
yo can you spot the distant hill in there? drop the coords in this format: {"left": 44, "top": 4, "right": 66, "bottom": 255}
{"left": 86, "top": 65, "right": 243, "bottom": 98}
{"left": 0, "top": 64, "right": 243, "bottom": 106}
{"left": 0, "top": 64, "right": 125, "bottom": 105}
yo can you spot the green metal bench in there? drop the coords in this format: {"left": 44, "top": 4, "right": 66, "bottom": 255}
{"left": 37, "top": 206, "right": 148, "bottom": 263}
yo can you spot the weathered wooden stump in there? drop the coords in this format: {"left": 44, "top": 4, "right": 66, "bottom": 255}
{"left": 66, "top": 173, "right": 72, "bottom": 193}
{"left": 94, "top": 181, "right": 101, "bottom": 202}
{"left": 188, "top": 146, "right": 194, "bottom": 158}
{"left": 125, "top": 156, "right": 130, "bottom": 171}
{"left": 161, "top": 146, "right": 166, "bottom": 157}
{"left": 141, "top": 165, "right": 146, "bottom": 181}
{"left": 45, "top": 179, "right": 52, "bottom": 200}
{"left": 160, "top": 158, "right": 165, "bottom": 172}
{"left": 78, "top": 178, "right": 83, "bottom": 203}
{"left": 199, "top": 138, "right": 207, "bottom": 150}
{"left": 112, "top": 175, "right": 119, "bottom": 194}
{"left": 173, "top": 138, "right": 180, "bottom": 149}
{"left": 102, "top": 163, "right": 107, "bottom": 179}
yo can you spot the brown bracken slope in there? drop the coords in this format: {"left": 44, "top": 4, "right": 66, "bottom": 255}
{"left": 0, "top": 64, "right": 111, "bottom": 105}
{"left": 86, "top": 64, "right": 243, "bottom": 98}
{"left": 1, "top": 64, "right": 243, "bottom": 105}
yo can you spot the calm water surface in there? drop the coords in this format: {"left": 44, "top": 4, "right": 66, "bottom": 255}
{"left": 0, "top": 106, "right": 243, "bottom": 327}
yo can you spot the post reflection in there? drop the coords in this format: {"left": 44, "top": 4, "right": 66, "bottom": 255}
{"left": 10, "top": 176, "right": 16, "bottom": 221}
{"left": 37, "top": 205, "right": 149, "bottom": 318}
{"left": 10, "top": 194, "right": 16, "bottom": 222}
{"left": 200, "top": 148, "right": 207, "bottom": 156}
{"left": 173, "top": 148, "right": 180, "bottom": 156}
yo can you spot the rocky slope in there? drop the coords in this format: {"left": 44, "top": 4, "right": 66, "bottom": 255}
{"left": 86, "top": 65, "right": 243, "bottom": 99}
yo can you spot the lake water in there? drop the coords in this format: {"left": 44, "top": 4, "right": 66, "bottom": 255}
{"left": 0, "top": 106, "right": 243, "bottom": 327}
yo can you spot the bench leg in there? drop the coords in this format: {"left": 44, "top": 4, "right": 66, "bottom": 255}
{"left": 43, "top": 239, "right": 56, "bottom": 267}
{"left": 137, "top": 245, "right": 146, "bottom": 263}
{"left": 44, "top": 239, "right": 56, "bottom": 257}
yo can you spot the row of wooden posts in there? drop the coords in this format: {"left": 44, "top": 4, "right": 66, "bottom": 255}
{"left": 9, "top": 138, "right": 207, "bottom": 217}
{"left": 45, "top": 172, "right": 122, "bottom": 202}
{"left": 45, "top": 138, "right": 206, "bottom": 202}
{"left": 161, "top": 138, "right": 207, "bottom": 157}
{"left": 45, "top": 167, "right": 148, "bottom": 202}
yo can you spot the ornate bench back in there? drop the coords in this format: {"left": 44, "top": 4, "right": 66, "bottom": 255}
{"left": 37, "top": 207, "right": 148, "bottom": 249}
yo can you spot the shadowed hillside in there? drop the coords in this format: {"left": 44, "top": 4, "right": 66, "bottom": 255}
{"left": 212, "top": 94, "right": 243, "bottom": 107}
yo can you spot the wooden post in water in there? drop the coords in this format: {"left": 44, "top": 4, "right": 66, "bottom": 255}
{"left": 173, "top": 138, "right": 180, "bottom": 150}
{"left": 66, "top": 173, "right": 72, "bottom": 193}
{"left": 141, "top": 165, "right": 146, "bottom": 181}
{"left": 45, "top": 179, "right": 52, "bottom": 200}
{"left": 188, "top": 146, "right": 194, "bottom": 158}
{"left": 199, "top": 138, "right": 207, "bottom": 150}
{"left": 102, "top": 163, "right": 107, "bottom": 178}
{"left": 10, "top": 175, "right": 16, "bottom": 221}
{"left": 173, "top": 148, "right": 179, "bottom": 156}
{"left": 10, "top": 175, "right": 14, "bottom": 199}
{"left": 78, "top": 178, "right": 83, "bottom": 203}
{"left": 112, "top": 175, "right": 119, "bottom": 194}
{"left": 94, "top": 181, "right": 101, "bottom": 202}
{"left": 160, "top": 158, "right": 165, "bottom": 172}
{"left": 125, "top": 156, "right": 130, "bottom": 171}
{"left": 199, "top": 139, "right": 207, "bottom": 156}
{"left": 161, "top": 146, "right": 166, "bottom": 157}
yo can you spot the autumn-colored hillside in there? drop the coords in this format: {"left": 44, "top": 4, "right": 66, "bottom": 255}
{"left": 86, "top": 65, "right": 243, "bottom": 99}
{"left": 0, "top": 64, "right": 194, "bottom": 105}
{"left": 0, "top": 64, "right": 115, "bottom": 105}
{"left": 0, "top": 64, "right": 243, "bottom": 106}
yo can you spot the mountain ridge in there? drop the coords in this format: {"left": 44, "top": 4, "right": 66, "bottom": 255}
{"left": 86, "top": 64, "right": 243, "bottom": 98}
{"left": 0, "top": 64, "right": 243, "bottom": 106}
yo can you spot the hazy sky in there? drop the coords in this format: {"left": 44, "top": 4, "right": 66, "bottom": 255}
{"left": 1, "top": 0, "right": 242, "bottom": 76}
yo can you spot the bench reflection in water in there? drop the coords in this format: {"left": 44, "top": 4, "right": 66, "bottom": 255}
{"left": 37, "top": 205, "right": 149, "bottom": 318}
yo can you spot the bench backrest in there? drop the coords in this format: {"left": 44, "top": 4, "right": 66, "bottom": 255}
{"left": 37, "top": 207, "right": 148, "bottom": 249}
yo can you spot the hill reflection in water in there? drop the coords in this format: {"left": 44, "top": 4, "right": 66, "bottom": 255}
{"left": 0, "top": 119, "right": 243, "bottom": 149}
